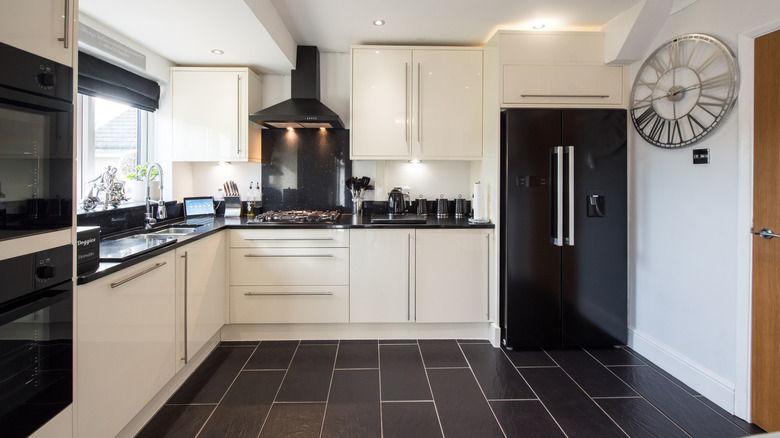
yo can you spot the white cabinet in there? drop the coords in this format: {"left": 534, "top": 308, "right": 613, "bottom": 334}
{"left": 0, "top": 0, "right": 75, "bottom": 66}
{"left": 76, "top": 252, "right": 176, "bottom": 438}
{"left": 176, "top": 232, "right": 225, "bottom": 370}
{"left": 229, "top": 229, "right": 349, "bottom": 323}
{"left": 171, "top": 67, "right": 262, "bottom": 162}
{"left": 415, "top": 229, "right": 491, "bottom": 323}
{"left": 498, "top": 31, "right": 627, "bottom": 108}
{"left": 350, "top": 229, "right": 415, "bottom": 323}
{"left": 351, "top": 47, "right": 483, "bottom": 160}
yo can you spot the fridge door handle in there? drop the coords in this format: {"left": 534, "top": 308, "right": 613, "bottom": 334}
{"left": 566, "top": 146, "right": 574, "bottom": 246}
{"left": 551, "top": 146, "right": 563, "bottom": 246}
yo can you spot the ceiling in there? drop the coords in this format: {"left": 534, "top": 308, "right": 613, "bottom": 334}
{"left": 79, "top": 0, "right": 649, "bottom": 75}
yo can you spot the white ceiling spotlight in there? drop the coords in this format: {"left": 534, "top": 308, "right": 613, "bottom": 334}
{"left": 373, "top": 19, "right": 386, "bottom": 26}
{"left": 211, "top": 49, "right": 225, "bottom": 55}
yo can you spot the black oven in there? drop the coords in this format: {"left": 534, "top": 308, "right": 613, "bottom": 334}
{"left": 0, "top": 43, "right": 73, "bottom": 240}
{"left": 0, "top": 244, "right": 72, "bottom": 438}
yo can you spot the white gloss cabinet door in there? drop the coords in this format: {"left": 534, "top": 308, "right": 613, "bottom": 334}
{"left": 412, "top": 50, "right": 483, "bottom": 159}
{"left": 0, "top": 0, "right": 74, "bottom": 66}
{"left": 415, "top": 229, "right": 491, "bottom": 322}
{"left": 176, "top": 232, "right": 225, "bottom": 370}
{"left": 351, "top": 48, "right": 412, "bottom": 158}
{"left": 350, "top": 229, "right": 415, "bottom": 322}
{"left": 76, "top": 252, "right": 176, "bottom": 438}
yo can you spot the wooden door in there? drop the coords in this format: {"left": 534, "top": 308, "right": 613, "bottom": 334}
{"left": 752, "top": 29, "right": 780, "bottom": 432}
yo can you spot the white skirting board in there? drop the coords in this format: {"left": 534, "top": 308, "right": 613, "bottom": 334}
{"left": 629, "top": 328, "right": 737, "bottom": 415}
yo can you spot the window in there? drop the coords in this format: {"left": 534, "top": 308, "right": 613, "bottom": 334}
{"left": 76, "top": 94, "right": 153, "bottom": 204}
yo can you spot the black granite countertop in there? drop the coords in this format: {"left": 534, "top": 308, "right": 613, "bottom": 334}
{"left": 78, "top": 214, "right": 493, "bottom": 285}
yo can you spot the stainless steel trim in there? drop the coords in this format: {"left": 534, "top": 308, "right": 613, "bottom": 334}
{"left": 236, "top": 74, "right": 241, "bottom": 155}
{"left": 566, "top": 145, "right": 575, "bottom": 246}
{"left": 417, "top": 62, "right": 422, "bottom": 145}
{"left": 521, "top": 94, "right": 610, "bottom": 98}
{"left": 407, "top": 233, "right": 411, "bottom": 321}
{"left": 405, "top": 62, "right": 410, "bottom": 148}
{"left": 243, "top": 291, "right": 334, "bottom": 296}
{"left": 182, "top": 252, "right": 188, "bottom": 364}
{"left": 110, "top": 262, "right": 167, "bottom": 289}
{"left": 244, "top": 237, "right": 334, "bottom": 241}
{"left": 57, "top": 0, "right": 69, "bottom": 48}
{"left": 552, "top": 147, "right": 564, "bottom": 247}
{"left": 753, "top": 228, "right": 780, "bottom": 239}
{"left": 244, "top": 254, "right": 334, "bottom": 258}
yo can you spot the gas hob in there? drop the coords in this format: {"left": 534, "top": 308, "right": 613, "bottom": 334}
{"left": 251, "top": 210, "right": 342, "bottom": 224}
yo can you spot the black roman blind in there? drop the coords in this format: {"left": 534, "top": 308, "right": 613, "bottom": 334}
{"left": 77, "top": 51, "right": 160, "bottom": 112}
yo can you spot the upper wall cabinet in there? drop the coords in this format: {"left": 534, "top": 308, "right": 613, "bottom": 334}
{"left": 351, "top": 47, "right": 483, "bottom": 160}
{"left": 499, "top": 31, "right": 627, "bottom": 108}
{"left": 0, "top": 0, "right": 76, "bottom": 66}
{"left": 171, "top": 67, "right": 262, "bottom": 162}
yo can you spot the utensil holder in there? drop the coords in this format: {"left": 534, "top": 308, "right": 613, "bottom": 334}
{"left": 352, "top": 196, "right": 363, "bottom": 216}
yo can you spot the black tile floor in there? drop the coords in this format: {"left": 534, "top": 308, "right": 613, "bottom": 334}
{"left": 136, "top": 340, "right": 765, "bottom": 438}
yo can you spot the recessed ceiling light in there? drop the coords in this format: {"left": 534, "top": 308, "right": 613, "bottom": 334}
{"left": 373, "top": 19, "right": 385, "bottom": 26}
{"left": 532, "top": 24, "right": 546, "bottom": 30}
{"left": 211, "top": 49, "right": 224, "bottom": 55}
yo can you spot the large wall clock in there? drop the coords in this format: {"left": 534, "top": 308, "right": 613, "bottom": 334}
{"left": 630, "top": 33, "right": 739, "bottom": 148}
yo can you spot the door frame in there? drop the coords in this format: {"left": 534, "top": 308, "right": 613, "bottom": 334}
{"left": 735, "top": 18, "right": 780, "bottom": 421}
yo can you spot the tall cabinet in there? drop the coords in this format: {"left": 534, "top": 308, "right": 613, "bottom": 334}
{"left": 351, "top": 47, "right": 483, "bottom": 160}
{"left": 0, "top": 0, "right": 76, "bottom": 66}
{"left": 171, "top": 67, "right": 262, "bottom": 162}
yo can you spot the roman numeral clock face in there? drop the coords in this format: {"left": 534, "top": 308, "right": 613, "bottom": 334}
{"left": 630, "top": 34, "right": 739, "bottom": 148}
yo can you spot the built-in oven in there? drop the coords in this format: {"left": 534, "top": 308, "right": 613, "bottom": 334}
{"left": 0, "top": 42, "right": 73, "bottom": 240}
{"left": 0, "top": 244, "right": 72, "bottom": 438}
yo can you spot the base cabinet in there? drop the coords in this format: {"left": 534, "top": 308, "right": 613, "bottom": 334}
{"left": 176, "top": 232, "right": 226, "bottom": 370}
{"left": 416, "top": 229, "right": 491, "bottom": 322}
{"left": 350, "top": 229, "right": 415, "bottom": 322}
{"left": 76, "top": 252, "right": 176, "bottom": 438}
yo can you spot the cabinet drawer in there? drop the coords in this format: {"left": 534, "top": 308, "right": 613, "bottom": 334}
{"left": 230, "top": 286, "right": 349, "bottom": 323}
{"left": 230, "top": 229, "right": 348, "bottom": 247}
{"left": 230, "top": 247, "right": 349, "bottom": 285}
{"left": 502, "top": 64, "right": 624, "bottom": 106}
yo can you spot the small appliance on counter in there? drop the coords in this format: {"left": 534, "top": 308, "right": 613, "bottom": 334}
{"left": 388, "top": 187, "right": 406, "bottom": 215}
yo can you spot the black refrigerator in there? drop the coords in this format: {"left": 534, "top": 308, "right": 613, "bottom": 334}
{"left": 500, "top": 108, "right": 627, "bottom": 349}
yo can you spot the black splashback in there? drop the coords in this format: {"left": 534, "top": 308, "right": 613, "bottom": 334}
{"left": 261, "top": 129, "right": 352, "bottom": 211}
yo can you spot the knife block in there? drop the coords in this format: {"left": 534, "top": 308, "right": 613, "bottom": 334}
{"left": 224, "top": 196, "right": 242, "bottom": 217}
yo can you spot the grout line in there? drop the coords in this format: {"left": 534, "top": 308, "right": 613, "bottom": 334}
{"left": 500, "top": 348, "right": 569, "bottom": 438}
{"left": 424, "top": 366, "right": 470, "bottom": 370}
{"left": 334, "top": 367, "right": 380, "bottom": 370}
{"left": 377, "top": 341, "right": 384, "bottom": 438}
{"left": 416, "top": 342, "right": 447, "bottom": 438}
{"left": 514, "top": 365, "right": 561, "bottom": 369}
{"left": 591, "top": 396, "right": 644, "bottom": 400}
{"left": 164, "top": 403, "right": 218, "bottom": 406}
{"left": 381, "top": 399, "right": 435, "bottom": 403}
{"left": 271, "top": 400, "right": 327, "bottom": 404}
{"left": 317, "top": 341, "right": 340, "bottom": 438}
{"left": 457, "top": 342, "right": 508, "bottom": 438}
{"left": 487, "top": 398, "right": 539, "bottom": 402}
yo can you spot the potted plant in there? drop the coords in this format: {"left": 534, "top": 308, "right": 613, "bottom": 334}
{"left": 125, "top": 162, "right": 160, "bottom": 201}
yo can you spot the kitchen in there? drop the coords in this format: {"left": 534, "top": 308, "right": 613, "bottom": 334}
{"left": 0, "top": 0, "right": 778, "bottom": 437}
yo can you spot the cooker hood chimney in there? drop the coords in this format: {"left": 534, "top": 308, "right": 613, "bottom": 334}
{"left": 249, "top": 46, "right": 345, "bottom": 129}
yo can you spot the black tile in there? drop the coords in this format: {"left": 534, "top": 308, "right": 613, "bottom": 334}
{"left": 611, "top": 366, "right": 748, "bottom": 438}
{"left": 460, "top": 343, "right": 535, "bottom": 400}
{"left": 276, "top": 344, "right": 337, "bottom": 402}
{"left": 259, "top": 403, "right": 325, "bottom": 438}
{"left": 546, "top": 349, "right": 637, "bottom": 398}
{"left": 519, "top": 367, "right": 626, "bottom": 438}
{"left": 623, "top": 347, "right": 701, "bottom": 397}
{"left": 219, "top": 340, "right": 260, "bottom": 347}
{"left": 502, "top": 347, "right": 557, "bottom": 367}
{"left": 168, "top": 346, "right": 253, "bottom": 404}
{"left": 197, "top": 371, "right": 284, "bottom": 438}
{"left": 300, "top": 339, "right": 339, "bottom": 344}
{"left": 586, "top": 347, "right": 647, "bottom": 366}
{"left": 379, "top": 339, "right": 417, "bottom": 344}
{"left": 596, "top": 397, "right": 689, "bottom": 438}
{"left": 136, "top": 404, "right": 215, "bottom": 438}
{"left": 418, "top": 340, "right": 468, "bottom": 368}
{"left": 695, "top": 396, "right": 766, "bottom": 435}
{"left": 321, "top": 370, "right": 381, "bottom": 437}
{"left": 335, "top": 340, "right": 378, "bottom": 369}
{"left": 379, "top": 344, "right": 432, "bottom": 401}
{"left": 490, "top": 400, "right": 565, "bottom": 438}
{"left": 245, "top": 341, "right": 299, "bottom": 370}
{"left": 426, "top": 368, "right": 505, "bottom": 438}
{"left": 382, "top": 402, "right": 443, "bottom": 438}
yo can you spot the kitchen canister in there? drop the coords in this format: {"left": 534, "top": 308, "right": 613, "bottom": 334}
{"left": 454, "top": 195, "right": 467, "bottom": 218}
{"left": 416, "top": 194, "right": 428, "bottom": 216}
{"left": 436, "top": 195, "right": 449, "bottom": 218}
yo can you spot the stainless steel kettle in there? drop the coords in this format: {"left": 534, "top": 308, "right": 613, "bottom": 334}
{"left": 388, "top": 187, "right": 405, "bottom": 215}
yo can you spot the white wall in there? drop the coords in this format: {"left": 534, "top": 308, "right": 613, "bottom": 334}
{"left": 628, "top": 0, "right": 780, "bottom": 416}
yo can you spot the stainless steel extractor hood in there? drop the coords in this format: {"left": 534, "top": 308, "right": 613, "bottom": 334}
{"left": 249, "top": 46, "right": 344, "bottom": 129}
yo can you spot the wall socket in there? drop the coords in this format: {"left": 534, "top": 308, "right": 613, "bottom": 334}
{"left": 693, "top": 148, "right": 709, "bottom": 164}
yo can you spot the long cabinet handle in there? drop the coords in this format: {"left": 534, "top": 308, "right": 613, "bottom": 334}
{"left": 244, "top": 254, "right": 334, "bottom": 258}
{"left": 407, "top": 232, "right": 411, "bottom": 321}
{"left": 417, "top": 62, "right": 422, "bottom": 146}
{"left": 244, "top": 237, "right": 334, "bottom": 241}
{"left": 566, "top": 146, "right": 575, "bottom": 247}
{"left": 110, "top": 262, "right": 167, "bottom": 289}
{"left": 405, "top": 62, "right": 410, "bottom": 149}
{"left": 244, "top": 291, "right": 334, "bottom": 296}
{"left": 520, "top": 94, "right": 610, "bottom": 98}
{"left": 57, "top": 0, "right": 69, "bottom": 48}
{"left": 550, "top": 147, "right": 564, "bottom": 246}
{"left": 181, "top": 252, "right": 188, "bottom": 364}
{"left": 237, "top": 74, "right": 242, "bottom": 155}
{"left": 486, "top": 233, "right": 490, "bottom": 320}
